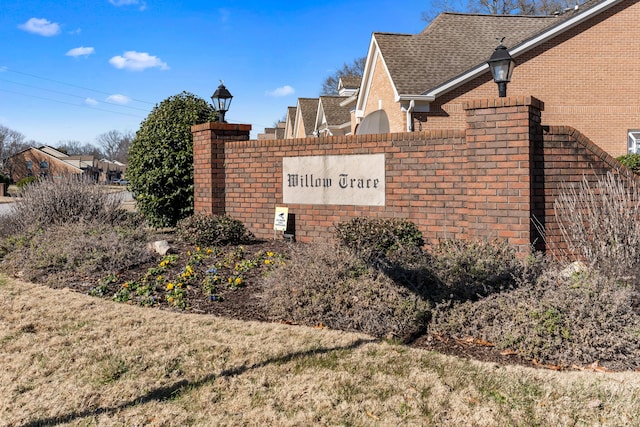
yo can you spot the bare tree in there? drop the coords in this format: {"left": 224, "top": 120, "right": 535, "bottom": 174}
{"left": 321, "top": 57, "right": 366, "bottom": 96}
{"left": 96, "top": 130, "right": 134, "bottom": 163}
{"left": 0, "top": 125, "right": 29, "bottom": 170}
{"left": 56, "top": 140, "right": 104, "bottom": 158}
{"left": 422, "top": 0, "right": 571, "bottom": 20}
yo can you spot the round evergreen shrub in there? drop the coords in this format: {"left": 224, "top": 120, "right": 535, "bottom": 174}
{"left": 127, "top": 91, "right": 216, "bottom": 228}
{"left": 176, "top": 213, "right": 254, "bottom": 246}
{"left": 334, "top": 217, "right": 425, "bottom": 263}
{"left": 16, "top": 176, "right": 38, "bottom": 189}
{"left": 617, "top": 153, "right": 640, "bottom": 174}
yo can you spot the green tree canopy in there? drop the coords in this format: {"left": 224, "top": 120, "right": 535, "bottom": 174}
{"left": 127, "top": 91, "right": 216, "bottom": 227}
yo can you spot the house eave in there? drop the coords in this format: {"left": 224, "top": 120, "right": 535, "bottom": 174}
{"left": 425, "top": 0, "right": 623, "bottom": 98}
{"left": 396, "top": 94, "right": 435, "bottom": 103}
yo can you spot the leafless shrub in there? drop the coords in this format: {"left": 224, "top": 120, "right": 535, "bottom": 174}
{"left": 10, "top": 175, "right": 123, "bottom": 233}
{"left": 262, "top": 243, "right": 431, "bottom": 342}
{"left": 1, "top": 221, "right": 153, "bottom": 289}
{"left": 554, "top": 172, "right": 640, "bottom": 281}
{"left": 431, "top": 266, "right": 640, "bottom": 371}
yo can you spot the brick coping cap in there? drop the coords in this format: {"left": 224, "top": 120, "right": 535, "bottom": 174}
{"left": 463, "top": 96, "right": 544, "bottom": 111}
{"left": 192, "top": 122, "right": 252, "bottom": 132}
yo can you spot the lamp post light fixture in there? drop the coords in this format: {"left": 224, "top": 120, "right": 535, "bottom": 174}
{"left": 487, "top": 38, "right": 515, "bottom": 98}
{"left": 211, "top": 81, "right": 233, "bottom": 123}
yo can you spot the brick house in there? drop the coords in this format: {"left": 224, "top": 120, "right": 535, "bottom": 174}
{"left": 313, "top": 96, "right": 352, "bottom": 137}
{"left": 5, "top": 146, "right": 126, "bottom": 184}
{"left": 355, "top": 0, "right": 640, "bottom": 157}
{"left": 291, "top": 98, "right": 319, "bottom": 138}
{"left": 283, "top": 106, "right": 297, "bottom": 139}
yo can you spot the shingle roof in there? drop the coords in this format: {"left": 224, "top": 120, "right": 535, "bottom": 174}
{"left": 297, "top": 98, "right": 319, "bottom": 136}
{"left": 286, "top": 106, "right": 297, "bottom": 137}
{"left": 339, "top": 76, "right": 361, "bottom": 90}
{"left": 376, "top": 2, "right": 595, "bottom": 96}
{"left": 318, "top": 96, "right": 351, "bottom": 126}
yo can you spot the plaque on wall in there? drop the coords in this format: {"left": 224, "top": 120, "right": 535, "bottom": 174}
{"left": 282, "top": 154, "right": 385, "bottom": 206}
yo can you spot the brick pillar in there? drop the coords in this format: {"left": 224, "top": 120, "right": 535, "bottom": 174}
{"left": 463, "top": 96, "right": 544, "bottom": 255}
{"left": 192, "top": 122, "right": 251, "bottom": 216}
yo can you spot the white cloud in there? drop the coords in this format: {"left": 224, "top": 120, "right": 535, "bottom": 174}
{"left": 66, "top": 46, "right": 95, "bottom": 58}
{"left": 109, "top": 0, "right": 147, "bottom": 11}
{"left": 18, "top": 18, "right": 61, "bottom": 37}
{"left": 266, "top": 85, "right": 295, "bottom": 97}
{"left": 109, "top": 51, "right": 169, "bottom": 71}
{"left": 106, "top": 94, "right": 131, "bottom": 105}
{"left": 84, "top": 98, "right": 99, "bottom": 106}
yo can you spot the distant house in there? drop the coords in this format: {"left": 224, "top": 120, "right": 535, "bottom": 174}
{"left": 5, "top": 145, "right": 126, "bottom": 184}
{"left": 353, "top": 0, "right": 638, "bottom": 156}
{"left": 292, "top": 98, "right": 320, "bottom": 138}
{"left": 313, "top": 96, "right": 352, "bottom": 137}
{"left": 257, "top": 121, "right": 285, "bottom": 140}
{"left": 262, "top": 0, "right": 639, "bottom": 156}
{"left": 283, "top": 106, "right": 297, "bottom": 139}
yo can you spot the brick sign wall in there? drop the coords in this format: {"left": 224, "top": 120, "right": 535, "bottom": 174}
{"left": 193, "top": 96, "right": 635, "bottom": 256}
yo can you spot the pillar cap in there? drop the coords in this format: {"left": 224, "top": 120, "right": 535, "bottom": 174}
{"left": 191, "top": 122, "right": 252, "bottom": 132}
{"left": 463, "top": 95, "right": 544, "bottom": 111}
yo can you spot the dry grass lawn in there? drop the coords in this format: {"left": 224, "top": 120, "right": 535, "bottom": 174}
{"left": 2, "top": 275, "right": 640, "bottom": 426}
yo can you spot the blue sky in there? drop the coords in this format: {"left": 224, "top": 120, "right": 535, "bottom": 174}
{"left": 0, "top": 0, "right": 431, "bottom": 145}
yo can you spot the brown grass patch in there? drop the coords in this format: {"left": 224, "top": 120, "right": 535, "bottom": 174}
{"left": 2, "top": 275, "right": 640, "bottom": 426}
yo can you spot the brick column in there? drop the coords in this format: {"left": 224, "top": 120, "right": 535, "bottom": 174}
{"left": 463, "top": 96, "right": 544, "bottom": 255}
{"left": 192, "top": 122, "right": 251, "bottom": 216}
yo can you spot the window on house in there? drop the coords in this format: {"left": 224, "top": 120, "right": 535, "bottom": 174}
{"left": 628, "top": 130, "right": 640, "bottom": 153}
{"left": 39, "top": 161, "right": 49, "bottom": 169}
{"left": 26, "top": 160, "right": 33, "bottom": 170}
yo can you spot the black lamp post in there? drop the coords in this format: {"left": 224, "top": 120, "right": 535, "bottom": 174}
{"left": 487, "top": 38, "right": 515, "bottom": 98}
{"left": 211, "top": 81, "right": 233, "bottom": 123}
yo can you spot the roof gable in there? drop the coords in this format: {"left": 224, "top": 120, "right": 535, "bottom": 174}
{"left": 284, "top": 106, "right": 297, "bottom": 138}
{"left": 376, "top": 13, "right": 557, "bottom": 96}
{"left": 427, "top": 0, "right": 620, "bottom": 97}
{"left": 317, "top": 96, "right": 351, "bottom": 127}
{"left": 294, "top": 98, "right": 319, "bottom": 137}
{"left": 357, "top": 0, "right": 614, "bottom": 104}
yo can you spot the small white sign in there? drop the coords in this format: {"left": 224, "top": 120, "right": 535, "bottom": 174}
{"left": 274, "top": 206, "right": 289, "bottom": 231}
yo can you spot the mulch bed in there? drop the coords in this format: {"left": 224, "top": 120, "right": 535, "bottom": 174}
{"left": 115, "top": 237, "right": 544, "bottom": 369}
{"left": 20, "top": 235, "right": 539, "bottom": 370}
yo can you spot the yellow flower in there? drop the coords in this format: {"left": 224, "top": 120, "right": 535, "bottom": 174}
{"left": 157, "top": 275, "right": 163, "bottom": 281}
{"left": 196, "top": 246, "right": 201, "bottom": 252}
{"left": 207, "top": 249, "right": 213, "bottom": 254}
{"left": 234, "top": 277, "right": 242, "bottom": 286}
{"left": 228, "top": 277, "right": 233, "bottom": 283}
{"left": 264, "top": 259, "right": 272, "bottom": 265}
{"left": 167, "top": 296, "right": 174, "bottom": 303}
{"left": 177, "top": 282, "right": 183, "bottom": 288}
{"left": 122, "top": 283, "right": 129, "bottom": 288}
{"left": 166, "top": 283, "right": 174, "bottom": 290}
{"left": 267, "top": 251, "right": 274, "bottom": 257}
